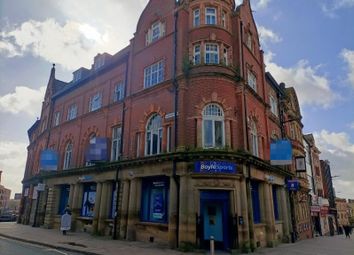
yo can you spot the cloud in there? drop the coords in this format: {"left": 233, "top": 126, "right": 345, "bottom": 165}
{"left": 313, "top": 130, "right": 354, "bottom": 199}
{"left": 341, "top": 48, "right": 354, "bottom": 88}
{"left": 0, "top": 86, "right": 45, "bottom": 116}
{"left": 264, "top": 52, "right": 339, "bottom": 108}
{"left": 0, "top": 140, "right": 28, "bottom": 194}
{"left": 257, "top": 25, "right": 282, "bottom": 48}
{"left": 322, "top": 0, "right": 354, "bottom": 17}
{"left": 350, "top": 122, "right": 354, "bottom": 129}
{"left": 0, "top": 40, "right": 21, "bottom": 57}
{"left": 234, "top": 0, "right": 271, "bottom": 10}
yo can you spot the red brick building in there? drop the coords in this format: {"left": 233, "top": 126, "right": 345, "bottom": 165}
{"left": 20, "top": 0, "right": 300, "bottom": 251}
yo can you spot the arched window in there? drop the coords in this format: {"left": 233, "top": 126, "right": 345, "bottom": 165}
{"left": 145, "top": 114, "right": 163, "bottom": 155}
{"left": 63, "top": 142, "right": 73, "bottom": 170}
{"left": 250, "top": 121, "right": 259, "bottom": 157}
{"left": 203, "top": 104, "right": 224, "bottom": 148}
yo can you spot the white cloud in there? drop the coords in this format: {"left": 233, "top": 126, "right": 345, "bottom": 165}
{"left": 257, "top": 25, "right": 282, "bottom": 48}
{"left": 314, "top": 130, "right": 354, "bottom": 199}
{"left": 350, "top": 122, "right": 354, "bottom": 129}
{"left": 0, "top": 140, "right": 28, "bottom": 194}
{"left": 322, "top": 0, "right": 354, "bottom": 17}
{"left": 341, "top": 48, "right": 354, "bottom": 88}
{"left": 265, "top": 52, "right": 339, "bottom": 108}
{"left": 234, "top": 0, "right": 271, "bottom": 10}
{"left": 0, "top": 40, "right": 21, "bottom": 57}
{"left": 0, "top": 86, "right": 45, "bottom": 116}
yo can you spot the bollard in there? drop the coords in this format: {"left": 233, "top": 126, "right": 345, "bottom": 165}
{"left": 210, "top": 236, "right": 215, "bottom": 255}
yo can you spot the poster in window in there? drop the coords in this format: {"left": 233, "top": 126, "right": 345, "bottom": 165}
{"left": 152, "top": 189, "right": 164, "bottom": 220}
{"left": 82, "top": 185, "right": 96, "bottom": 217}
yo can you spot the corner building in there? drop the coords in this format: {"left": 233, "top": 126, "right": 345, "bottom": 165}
{"left": 20, "top": 0, "right": 293, "bottom": 251}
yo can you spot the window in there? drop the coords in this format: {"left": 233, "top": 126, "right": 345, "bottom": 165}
{"left": 94, "top": 56, "right": 105, "bottom": 70}
{"left": 145, "top": 114, "right": 163, "bottom": 155}
{"left": 110, "top": 182, "right": 118, "bottom": 218}
{"left": 222, "top": 11, "right": 226, "bottom": 28}
{"left": 193, "top": 9, "right": 200, "bottom": 27}
{"left": 111, "top": 126, "right": 122, "bottom": 161}
{"left": 205, "top": 44, "right": 219, "bottom": 64}
{"left": 146, "top": 21, "right": 165, "bottom": 45}
{"left": 272, "top": 186, "right": 280, "bottom": 220}
{"left": 251, "top": 181, "right": 261, "bottom": 224}
{"left": 54, "top": 112, "right": 60, "bottom": 127}
{"left": 194, "top": 44, "right": 201, "bottom": 65}
{"left": 63, "top": 142, "right": 73, "bottom": 170}
{"left": 73, "top": 70, "right": 82, "bottom": 82}
{"left": 203, "top": 104, "right": 224, "bottom": 148}
{"left": 58, "top": 185, "right": 70, "bottom": 214}
{"left": 246, "top": 32, "right": 253, "bottom": 51}
{"left": 89, "top": 92, "right": 102, "bottom": 112}
{"left": 144, "top": 60, "right": 164, "bottom": 88}
{"left": 67, "top": 104, "right": 77, "bottom": 121}
{"left": 205, "top": 7, "right": 217, "bottom": 25}
{"left": 167, "top": 126, "right": 172, "bottom": 153}
{"left": 247, "top": 70, "right": 257, "bottom": 92}
{"left": 223, "top": 47, "right": 228, "bottom": 65}
{"left": 250, "top": 121, "right": 259, "bottom": 157}
{"left": 81, "top": 183, "right": 96, "bottom": 217}
{"left": 141, "top": 177, "right": 169, "bottom": 223}
{"left": 86, "top": 135, "right": 96, "bottom": 166}
{"left": 269, "top": 95, "right": 278, "bottom": 116}
{"left": 113, "top": 82, "right": 125, "bottom": 102}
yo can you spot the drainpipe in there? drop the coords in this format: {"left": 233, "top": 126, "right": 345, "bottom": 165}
{"left": 172, "top": 2, "right": 180, "bottom": 248}
{"left": 113, "top": 56, "right": 129, "bottom": 240}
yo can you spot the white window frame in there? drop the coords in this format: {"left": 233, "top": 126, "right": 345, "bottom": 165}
{"left": 205, "top": 43, "right": 219, "bottom": 64}
{"left": 145, "top": 114, "right": 163, "bottom": 156}
{"left": 113, "top": 82, "right": 125, "bottom": 102}
{"left": 269, "top": 95, "right": 278, "bottom": 116}
{"left": 111, "top": 126, "right": 122, "bottom": 161}
{"left": 67, "top": 104, "right": 78, "bottom": 121}
{"left": 54, "top": 112, "right": 60, "bottom": 127}
{"left": 194, "top": 44, "right": 201, "bottom": 65}
{"left": 223, "top": 47, "right": 228, "bottom": 65}
{"left": 205, "top": 7, "right": 217, "bottom": 25}
{"left": 146, "top": 21, "right": 165, "bottom": 45}
{"left": 222, "top": 11, "right": 226, "bottom": 28}
{"left": 63, "top": 143, "right": 73, "bottom": 170}
{"left": 89, "top": 92, "right": 102, "bottom": 112}
{"left": 247, "top": 70, "right": 257, "bottom": 92}
{"left": 246, "top": 32, "right": 253, "bottom": 51}
{"left": 193, "top": 9, "right": 200, "bottom": 27}
{"left": 250, "top": 121, "right": 259, "bottom": 157}
{"left": 202, "top": 104, "right": 225, "bottom": 148}
{"left": 144, "top": 60, "right": 164, "bottom": 88}
{"left": 86, "top": 135, "right": 96, "bottom": 166}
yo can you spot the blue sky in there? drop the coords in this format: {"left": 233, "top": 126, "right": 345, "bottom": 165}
{"left": 0, "top": 0, "right": 353, "bottom": 199}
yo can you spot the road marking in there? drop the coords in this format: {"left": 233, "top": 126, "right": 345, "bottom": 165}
{"left": 45, "top": 248, "right": 68, "bottom": 254}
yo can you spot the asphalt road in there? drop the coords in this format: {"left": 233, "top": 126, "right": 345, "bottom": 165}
{"left": 0, "top": 236, "right": 82, "bottom": 255}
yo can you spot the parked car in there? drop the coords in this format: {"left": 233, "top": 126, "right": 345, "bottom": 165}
{"left": 0, "top": 214, "right": 17, "bottom": 222}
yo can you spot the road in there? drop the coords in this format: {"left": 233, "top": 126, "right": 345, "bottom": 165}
{"left": 0, "top": 236, "right": 82, "bottom": 255}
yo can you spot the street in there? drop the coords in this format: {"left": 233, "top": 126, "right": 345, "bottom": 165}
{"left": 0, "top": 236, "right": 81, "bottom": 255}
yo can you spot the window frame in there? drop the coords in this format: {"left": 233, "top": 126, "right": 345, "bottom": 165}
{"left": 202, "top": 104, "right": 225, "bottom": 148}
{"left": 250, "top": 121, "right": 259, "bottom": 157}
{"left": 272, "top": 185, "right": 280, "bottom": 221}
{"left": 193, "top": 44, "right": 201, "bottom": 65}
{"left": 89, "top": 92, "right": 102, "bottom": 112}
{"left": 145, "top": 114, "right": 163, "bottom": 156}
{"left": 54, "top": 111, "right": 60, "bottom": 127}
{"left": 67, "top": 104, "right": 78, "bottom": 121}
{"left": 205, "top": 7, "right": 217, "bottom": 25}
{"left": 111, "top": 126, "right": 122, "bottom": 161}
{"left": 113, "top": 82, "right": 125, "bottom": 102}
{"left": 221, "top": 11, "right": 227, "bottom": 28}
{"left": 247, "top": 70, "right": 257, "bottom": 92}
{"left": 269, "top": 95, "right": 278, "bottom": 116}
{"left": 205, "top": 43, "right": 219, "bottom": 64}
{"left": 81, "top": 183, "right": 96, "bottom": 217}
{"left": 251, "top": 181, "right": 261, "bottom": 224}
{"left": 144, "top": 60, "right": 164, "bottom": 88}
{"left": 63, "top": 142, "right": 73, "bottom": 170}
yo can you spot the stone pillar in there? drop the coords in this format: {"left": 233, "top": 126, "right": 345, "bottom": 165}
{"left": 196, "top": 118, "right": 202, "bottom": 147}
{"left": 264, "top": 183, "right": 276, "bottom": 246}
{"left": 119, "top": 180, "right": 130, "bottom": 238}
{"left": 68, "top": 184, "right": 75, "bottom": 208}
{"left": 71, "top": 183, "right": 81, "bottom": 231}
{"left": 98, "top": 182, "right": 109, "bottom": 234}
{"left": 240, "top": 177, "right": 250, "bottom": 248}
{"left": 126, "top": 178, "right": 137, "bottom": 240}
{"left": 92, "top": 182, "right": 103, "bottom": 233}
{"left": 43, "top": 187, "right": 55, "bottom": 228}
{"left": 168, "top": 176, "right": 178, "bottom": 247}
{"left": 280, "top": 187, "right": 290, "bottom": 241}
{"left": 225, "top": 119, "right": 231, "bottom": 148}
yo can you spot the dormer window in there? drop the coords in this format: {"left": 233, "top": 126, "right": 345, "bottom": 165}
{"left": 146, "top": 21, "right": 165, "bottom": 45}
{"left": 205, "top": 7, "right": 217, "bottom": 25}
{"left": 94, "top": 56, "right": 105, "bottom": 70}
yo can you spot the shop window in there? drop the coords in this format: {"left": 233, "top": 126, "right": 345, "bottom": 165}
{"left": 205, "top": 43, "right": 219, "bottom": 64}
{"left": 141, "top": 177, "right": 169, "bottom": 223}
{"left": 251, "top": 181, "right": 261, "bottom": 224}
{"left": 81, "top": 183, "right": 96, "bottom": 217}
{"left": 58, "top": 185, "right": 70, "bottom": 214}
{"left": 63, "top": 142, "right": 73, "bottom": 170}
{"left": 193, "top": 9, "right": 200, "bottom": 27}
{"left": 110, "top": 182, "right": 118, "bottom": 219}
{"left": 203, "top": 104, "right": 224, "bottom": 148}
{"left": 272, "top": 185, "right": 280, "bottom": 221}
{"left": 205, "top": 7, "right": 217, "bottom": 25}
{"left": 145, "top": 114, "right": 163, "bottom": 155}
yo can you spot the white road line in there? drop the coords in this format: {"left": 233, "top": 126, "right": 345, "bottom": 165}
{"left": 45, "top": 248, "right": 68, "bottom": 254}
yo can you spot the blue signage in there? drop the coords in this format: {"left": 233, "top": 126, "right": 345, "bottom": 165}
{"left": 194, "top": 161, "right": 236, "bottom": 174}
{"left": 40, "top": 149, "right": 58, "bottom": 171}
{"left": 85, "top": 137, "right": 108, "bottom": 162}
{"left": 270, "top": 140, "right": 292, "bottom": 165}
{"left": 287, "top": 180, "right": 300, "bottom": 191}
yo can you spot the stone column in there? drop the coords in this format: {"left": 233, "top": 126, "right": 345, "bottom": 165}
{"left": 264, "top": 183, "right": 276, "bottom": 246}
{"left": 71, "top": 183, "right": 82, "bottom": 231}
{"left": 126, "top": 178, "right": 137, "bottom": 240}
{"left": 280, "top": 187, "right": 290, "bottom": 240}
{"left": 43, "top": 187, "right": 55, "bottom": 228}
{"left": 178, "top": 175, "right": 189, "bottom": 244}
{"left": 119, "top": 180, "right": 130, "bottom": 238}
{"left": 92, "top": 182, "right": 103, "bottom": 233}
{"left": 240, "top": 176, "right": 250, "bottom": 248}
{"left": 168, "top": 176, "right": 178, "bottom": 247}
{"left": 68, "top": 184, "right": 75, "bottom": 208}
{"left": 98, "top": 182, "right": 109, "bottom": 234}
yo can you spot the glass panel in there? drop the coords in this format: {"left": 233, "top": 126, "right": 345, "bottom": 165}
{"left": 204, "top": 120, "right": 213, "bottom": 147}
{"left": 215, "top": 121, "right": 223, "bottom": 147}
{"left": 152, "top": 133, "right": 158, "bottom": 154}
{"left": 146, "top": 132, "right": 151, "bottom": 155}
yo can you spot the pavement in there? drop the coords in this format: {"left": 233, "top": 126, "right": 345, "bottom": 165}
{"left": 0, "top": 222, "right": 353, "bottom": 255}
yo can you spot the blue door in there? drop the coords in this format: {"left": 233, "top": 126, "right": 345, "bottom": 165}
{"left": 200, "top": 190, "right": 230, "bottom": 249}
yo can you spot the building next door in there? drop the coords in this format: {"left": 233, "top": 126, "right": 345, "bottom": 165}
{"left": 200, "top": 190, "right": 230, "bottom": 250}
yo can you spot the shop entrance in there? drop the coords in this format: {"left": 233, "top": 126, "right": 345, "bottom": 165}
{"left": 200, "top": 190, "right": 230, "bottom": 250}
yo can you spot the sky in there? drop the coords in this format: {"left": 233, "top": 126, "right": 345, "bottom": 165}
{"left": 0, "top": 0, "right": 353, "bottom": 199}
